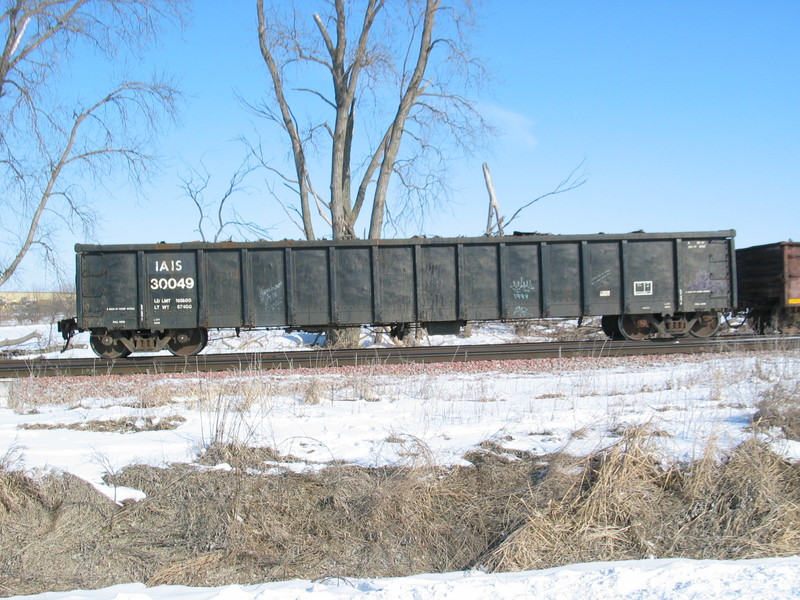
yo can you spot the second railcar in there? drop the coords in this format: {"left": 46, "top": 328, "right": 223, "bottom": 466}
{"left": 60, "top": 230, "right": 737, "bottom": 358}
{"left": 737, "top": 241, "right": 800, "bottom": 334}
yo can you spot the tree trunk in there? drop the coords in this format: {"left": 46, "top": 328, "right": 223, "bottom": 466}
{"left": 325, "top": 326, "right": 361, "bottom": 348}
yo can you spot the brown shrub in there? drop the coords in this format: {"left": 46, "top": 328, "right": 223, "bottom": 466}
{"left": 102, "top": 456, "right": 539, "bottom": 586}
{"left": 1, "top": 436, "right": 799, "bottom": 596}
{"left": 485, "top": 436, "right": 800, "bottom": 572}
{"left": 0, "top": 469, "right": 117, "bottom": 596}
{"left": 484, "top": 433, "right": 678, "bottom": 570}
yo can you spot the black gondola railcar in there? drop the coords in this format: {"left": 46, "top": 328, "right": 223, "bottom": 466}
{"left": 59, "top": 230, "right": 737, "bottom": 358}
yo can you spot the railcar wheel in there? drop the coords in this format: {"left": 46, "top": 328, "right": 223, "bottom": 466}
{"left": 618, "top": 314, "right": 656, "bottom": 340}
{"left": 167, "top": 328, "right": 208, "bottom": 357}
{"left": 601, "top": 315, "right": 622, "bottom": 339}
{"left": 90, "top": 332, "right": 132, "bottom": 359}
{"left": 689, "top": 311, "right": 720, "bottom": 338}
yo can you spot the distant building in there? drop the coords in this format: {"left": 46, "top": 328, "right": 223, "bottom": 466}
{"left": 0, "top": 292, "right": 75, "bottom": 319}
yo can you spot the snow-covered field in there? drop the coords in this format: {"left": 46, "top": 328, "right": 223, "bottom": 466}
{"left": 2, "top": 321, "right": 800, "bottom": 600}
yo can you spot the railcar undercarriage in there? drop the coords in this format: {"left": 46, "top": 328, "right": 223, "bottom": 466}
{"left": 84, "top": 327, "right": 209, "bottom": 359}
{"left": 601, "top": 311, "right": 721, "bottom": 340}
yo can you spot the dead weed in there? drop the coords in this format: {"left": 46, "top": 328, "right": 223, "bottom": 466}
{"left": 1, "top": 435, "right": 799, "bottom": 596}
{"left": 484, "top": 436, "right": 800, "bottom": 572}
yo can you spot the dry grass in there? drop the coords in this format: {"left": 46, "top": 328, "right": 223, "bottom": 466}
{"left": 301, "top": 379, "right": 327, "bottom": 405}
{"left": 1, "top": 434, "right": 799, "bottom": 596}
{"left": 0, "top": 469, "right": 118, "bottom": 595}
{"left": 485, "top": 435, "right": 800, "bottom": 572}
{"left": 5, "top": 372, "right": 280, "bottom": 415}
{"left": 484, "top": 434, "right": 672, "bottom": 569}
{"left": 97, "top": 455, "right": 536, "bottom": 587}
{"left": 752, "top": 380, "right": 800, "bottom": 441}
{"left": 0, "top": 447, "right": 539, "bottom": 595}
{"left": 18, "top": 415, "right": 186, "bottom": 433}
{"left": 196, "top": 442, "right": 304, "bottom": 469}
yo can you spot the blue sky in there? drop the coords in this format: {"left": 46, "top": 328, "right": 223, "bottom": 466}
{"left": 7, "top": 1, "right": 800, "bottom": 289}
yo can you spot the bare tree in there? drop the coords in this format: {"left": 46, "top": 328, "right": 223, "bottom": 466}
{"left": 253, "top": 0, "right": 486, "bottom": 241}
{"left": 0, "top": 0, "right": 185, "bottom": 288}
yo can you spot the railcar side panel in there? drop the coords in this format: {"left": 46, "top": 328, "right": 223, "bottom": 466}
{"left": 624, "top": 240, "right": 675, "bottom": 314}
{"left": 503, "top": 243, "right": 541, "bottom": 320}
{"left": 250, "top": 249, "right": 286, "bottom": 325}
{"left": 585, "top": 241, "right": 622, "bottom": 315}
{"left": 460, "top": 243, "right": 501, "bottom": 320}
{"left": 545, "top": 242, "right": 582, "bottom": 317}
{"left": 79, "top": 252, "right": 139, "bottom": 330}
{"left": 334, "top": 246, "right": 372, "bottom": 324}
{"left": 290, "top": 248, "right": 330, "bottom": 326}
{"left": 681, "top": 239, "right": 732, "bottom": 311}
{"left": 417, "top": 245, "right": 458, "bottom": 322}
{"left": 376, "top": 246, "right": 415, "bottom": 323}
{"left": 201, "top": 250, "right": 241, "bottom": 327}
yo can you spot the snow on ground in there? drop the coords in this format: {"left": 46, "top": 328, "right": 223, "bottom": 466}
{"left": 2, "top": 321, "right": 800, "bottom": 600}
{"left": 7, "top": 557, "right": 800, "bottom": 600}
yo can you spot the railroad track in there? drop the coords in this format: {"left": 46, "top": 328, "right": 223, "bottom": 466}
{"left": 1, "top": 335, "right": 798, "bottom": 379}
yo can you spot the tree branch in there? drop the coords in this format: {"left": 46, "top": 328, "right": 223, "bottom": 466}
{"left": 499, "top": 159, "right": 589, "bottom": 234}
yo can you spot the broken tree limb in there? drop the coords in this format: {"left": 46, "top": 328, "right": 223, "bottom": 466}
{"left": 483, "top": 162, "right": 503, "bottom": 236}
{"left": 0, "top": 331, "right": 42, "bottom": 348}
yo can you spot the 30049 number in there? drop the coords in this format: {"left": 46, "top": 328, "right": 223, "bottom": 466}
{"left": 150, "top": 277, "right": 195, "bottom": 290}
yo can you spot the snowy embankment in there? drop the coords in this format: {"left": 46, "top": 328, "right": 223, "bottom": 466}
{"left": 2, "top": 321, "right": 800, "bottom": 599}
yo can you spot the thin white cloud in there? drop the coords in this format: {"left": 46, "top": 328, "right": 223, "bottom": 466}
{"left": 480, "top": 103, "right": 538, "bottom": 148}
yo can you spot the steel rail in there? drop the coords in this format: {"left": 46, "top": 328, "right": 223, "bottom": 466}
{"left": 1, "top": 335, "right": 798, "bottom": 379}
